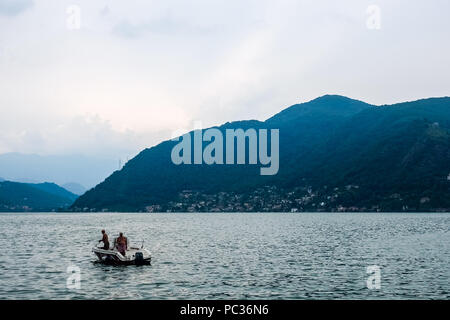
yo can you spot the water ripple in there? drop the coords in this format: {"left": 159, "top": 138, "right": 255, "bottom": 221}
{"left": 0, "top": 212, "right": 448, "bottom": 299}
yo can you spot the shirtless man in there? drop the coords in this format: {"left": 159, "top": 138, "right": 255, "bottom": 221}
{"left": 116, "top": 232, "right": 128, "bottom": 256}
{"left": 99, "top": 229, "right": 110, "bottom": 250}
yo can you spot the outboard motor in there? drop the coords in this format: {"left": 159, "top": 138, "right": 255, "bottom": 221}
{"left": 135, "top": 251, "right": 144, "bottom": 265}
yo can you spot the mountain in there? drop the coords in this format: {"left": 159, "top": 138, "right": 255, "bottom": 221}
{"left": 0, "top": 181, "right": 78, "bottom": 212}
{"left": 72, "top": 95, "right": 450, "bottom": 212}
{"left": 31, "top": 182, "right": 78, "bottom": 202}
{"left": 0, "top": 153, "right": 119, "bottom": 189}
{"left": 62, "top": 182, "right": 87, "bottom": 196}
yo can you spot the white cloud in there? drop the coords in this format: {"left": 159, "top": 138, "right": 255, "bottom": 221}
{"left": 0, "top": 113, "right": 142, "bottom": 157}
{"left": 0, "top": 0, "right": 449, "bottom": 157}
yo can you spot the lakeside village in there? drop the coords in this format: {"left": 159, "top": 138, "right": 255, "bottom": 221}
{"left": 145, "top": 185, "right": 364, "bottom": 213}
{"left": 6, "top": 178, "right": 449, "bottom": 212}
{"left": 143, "top": 183, "right": 449, "bottom": 213}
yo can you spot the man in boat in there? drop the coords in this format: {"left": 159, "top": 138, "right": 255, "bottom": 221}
{"left": 116, "top": 232, "right": 128, "bottom": 256}
{"left": 98, "top": 229, "right": 110, "bottom": 250}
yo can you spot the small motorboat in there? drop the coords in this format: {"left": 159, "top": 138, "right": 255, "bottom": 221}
{"left": 92, "top": 236, "right": 152, "bottom": 265}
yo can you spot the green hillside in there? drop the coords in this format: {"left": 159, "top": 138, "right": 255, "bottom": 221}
{"left": 71, "top": 95, "right": 450, "bottom": 212}
{"left": 0, "top": 181, "right": 78, "bottom": 212}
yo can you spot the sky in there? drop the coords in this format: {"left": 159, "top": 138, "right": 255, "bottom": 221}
{"left": 0, "top": 0, "right": 449, "bottom": 159}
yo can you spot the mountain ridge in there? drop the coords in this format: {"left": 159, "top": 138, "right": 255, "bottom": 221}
{"left": 0, "top": 181, "right": 78, "bottom": 212}
{"left": 71, "top": 95, "right": 450, "bottom": 212}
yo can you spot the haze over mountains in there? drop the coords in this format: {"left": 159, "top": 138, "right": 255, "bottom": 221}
{"left": 0, "top": 153, "right": 121, "bottom": 210}
{"left": 61, "top": 183, "right": 87, "bottom": 196}
{"left": 72, "top": 95, "right": 450, "bottom": 212}
{"left": 0, "top": 153, "right": 119, "bottom": 190}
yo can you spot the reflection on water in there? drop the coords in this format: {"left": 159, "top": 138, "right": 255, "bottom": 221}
{"left": 0, "top": 212, "right": 448, "bottom": 299}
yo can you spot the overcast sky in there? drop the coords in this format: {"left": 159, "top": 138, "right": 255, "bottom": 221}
{"left": 0, "top": 0, "right": 449, "bottom": 158}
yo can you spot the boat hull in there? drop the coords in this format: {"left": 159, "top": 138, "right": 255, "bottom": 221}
{"left": 92, "top": 247, "right": 151, "bottom": 265}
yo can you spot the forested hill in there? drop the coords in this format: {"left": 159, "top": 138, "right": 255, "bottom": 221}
{"left": 71, "top": 95, "right": 450, "bottom": 212}
{"left": 0, "top": 181, "right": 78, "bottom": 212}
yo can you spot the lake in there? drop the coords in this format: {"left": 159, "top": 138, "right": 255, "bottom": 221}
{"left": 0, "top": 212, "right": 448, "bottom": 299}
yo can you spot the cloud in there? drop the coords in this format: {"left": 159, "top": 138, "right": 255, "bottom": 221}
{"left": 0, "top": 0, "right": 33, "bottom": 16}
{"left": 0, "top": 114, "right": 152, "bottom": 159}
{"left": 99, "top": 5, "right": 110, "bottom": 17}
{"left": 0, "top": 0, "right": 449, "bottom": 158}
{"left": 111, "top": 12, "right": 217, "bottom": 39}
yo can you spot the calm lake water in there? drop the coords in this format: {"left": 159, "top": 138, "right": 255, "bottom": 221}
{"left": 0, "top": 212, "right": 448, "bottom": 300}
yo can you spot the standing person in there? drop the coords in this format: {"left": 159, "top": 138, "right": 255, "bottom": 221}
{"left": 99, "top": 229, "right": 110, "bottom": 250}
{"left": 116, "top": 232, "right": 128, "bottom": 256}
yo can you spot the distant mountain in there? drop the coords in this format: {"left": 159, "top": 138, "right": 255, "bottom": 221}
{"left": 0, "top": 181, "right": 78, "bottom": 212}
{"left": 72, "top": 95, "right": 450, "bottom": 212}
{"left": 31, "top": 182, "right": 78, "bottom": 202}
{"left": 0, "top": 177, "right": 4, "bottom": 182}
{"left": 62, "top": 182, "right": 87, "bottom": 196}
{"left": 0, "top": 153, "right": 119, "bottom": 189}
